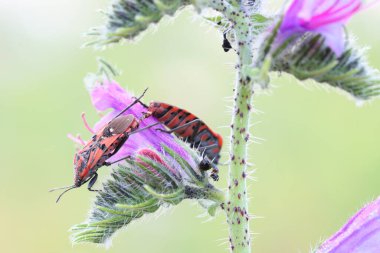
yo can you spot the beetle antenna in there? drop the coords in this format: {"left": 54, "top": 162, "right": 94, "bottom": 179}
{"left": 49, "top": 185, "right": 75, "bottom": 192}
{"left": 53, "top": 186, "right": 77, "bottom": 203}
{"left": 114, "top": 88, "right": 148, "bottom": 118}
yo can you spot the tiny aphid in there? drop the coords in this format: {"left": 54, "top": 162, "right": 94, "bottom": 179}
{"left": 222, "top": 33, "right": 232, "bottom": 52}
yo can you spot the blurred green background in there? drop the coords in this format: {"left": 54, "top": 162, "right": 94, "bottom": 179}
{"left": 1, "top": 1, "right": 380, "bottom": 252}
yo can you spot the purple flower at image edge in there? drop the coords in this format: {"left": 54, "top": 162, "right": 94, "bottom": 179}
{"left": 316, "top": 196, "right": 380, "bottom": 253}
{"left": 279, "top": 0, "right": 368, "bottom": 56}
{"left": 81, "top": 77, "right": 197, "bottom": 178}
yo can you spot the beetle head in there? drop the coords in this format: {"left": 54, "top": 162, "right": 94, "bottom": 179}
{"left": 73, "top": 151, "right": 92, "bottom": 187}
{"left": 148, "top": 101, "right": 163, "bottom": 115}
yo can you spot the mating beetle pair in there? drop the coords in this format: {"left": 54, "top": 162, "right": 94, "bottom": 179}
{"left": 51, "top": 90, "right": 223, "bottom": 202}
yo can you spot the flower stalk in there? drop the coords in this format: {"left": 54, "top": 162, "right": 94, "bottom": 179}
{"left": 226, "top": 14, "right": 254, "bottom": 253}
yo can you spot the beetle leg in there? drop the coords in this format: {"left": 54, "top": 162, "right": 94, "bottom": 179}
{"left": 128, "top": 122, "right": 161, "bottom": 135}
{"left": 114, "top": 88, "right": 148, "bottom": 118}
{"left": 197, "top": 143, "right": 218, "bottom": 150}
{"left": 87, "top": 173, "right": 100, "bottom": 192}
{"left": 210, "top": 168, "right": 219, "bottom": 181}
{"left": 155, "top": 119, "right": 201, "bottom": 134}
{"left": 104, "top": 156, "right": 132, "bottom": 166}
{"left": 134, "top": 98, "right": 149, "bottom": 108}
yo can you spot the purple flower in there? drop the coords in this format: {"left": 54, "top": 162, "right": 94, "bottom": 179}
{"left": 279, "top": 0, "right": 365, "bottom": 56}
{"left": 73, "top": 75, "right": 198, "bottom": 178}
{"left": 316, "top": 197, "right": 380, "bottom": 253}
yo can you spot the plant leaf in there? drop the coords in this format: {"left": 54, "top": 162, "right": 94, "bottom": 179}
{"left": 86, "top": 0, "right": 191, "bottom": 46}
{"left": 271, "top": 34, "right": 380, "bottom": 101}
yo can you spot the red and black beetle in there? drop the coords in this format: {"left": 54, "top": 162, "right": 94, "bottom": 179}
{"left": 141, "top": 101, "right": 223, "bottom": 181}
{"left": 50, "top": 90, "right": 158, "bottom": 202}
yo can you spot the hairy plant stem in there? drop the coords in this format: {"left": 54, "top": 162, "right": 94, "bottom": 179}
{"left": 226, "top": 17, "right": 254, "bottom": 252}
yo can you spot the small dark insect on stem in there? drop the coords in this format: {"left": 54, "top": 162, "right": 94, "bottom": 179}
{"left": 222, "top": 33, "right": 232, "bottom": 52}
{"left": 216, "top": 21, "right": 232, "bottom": 53}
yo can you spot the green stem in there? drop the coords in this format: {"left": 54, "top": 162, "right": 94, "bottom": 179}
{"left": 193, "top": 2, "right": 256, "bottom": 252}
{"left": 205, "top": 185, "right": 226, "bottom": 203}
{"left": 226, "top": 16, "right": 254, "bottom": 253}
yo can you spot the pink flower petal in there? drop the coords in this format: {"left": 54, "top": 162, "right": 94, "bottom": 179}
{"left": 317, "top": 197, "right": 380, "bottom": 253}
{"left": 314, "top": 24, "right": 346, "bottom": 57}
{"left": 86, "top": 78, "right": 197, "bottom": 176}
{"left": 279, "top": 0, "right": 364, "bottom": 56}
